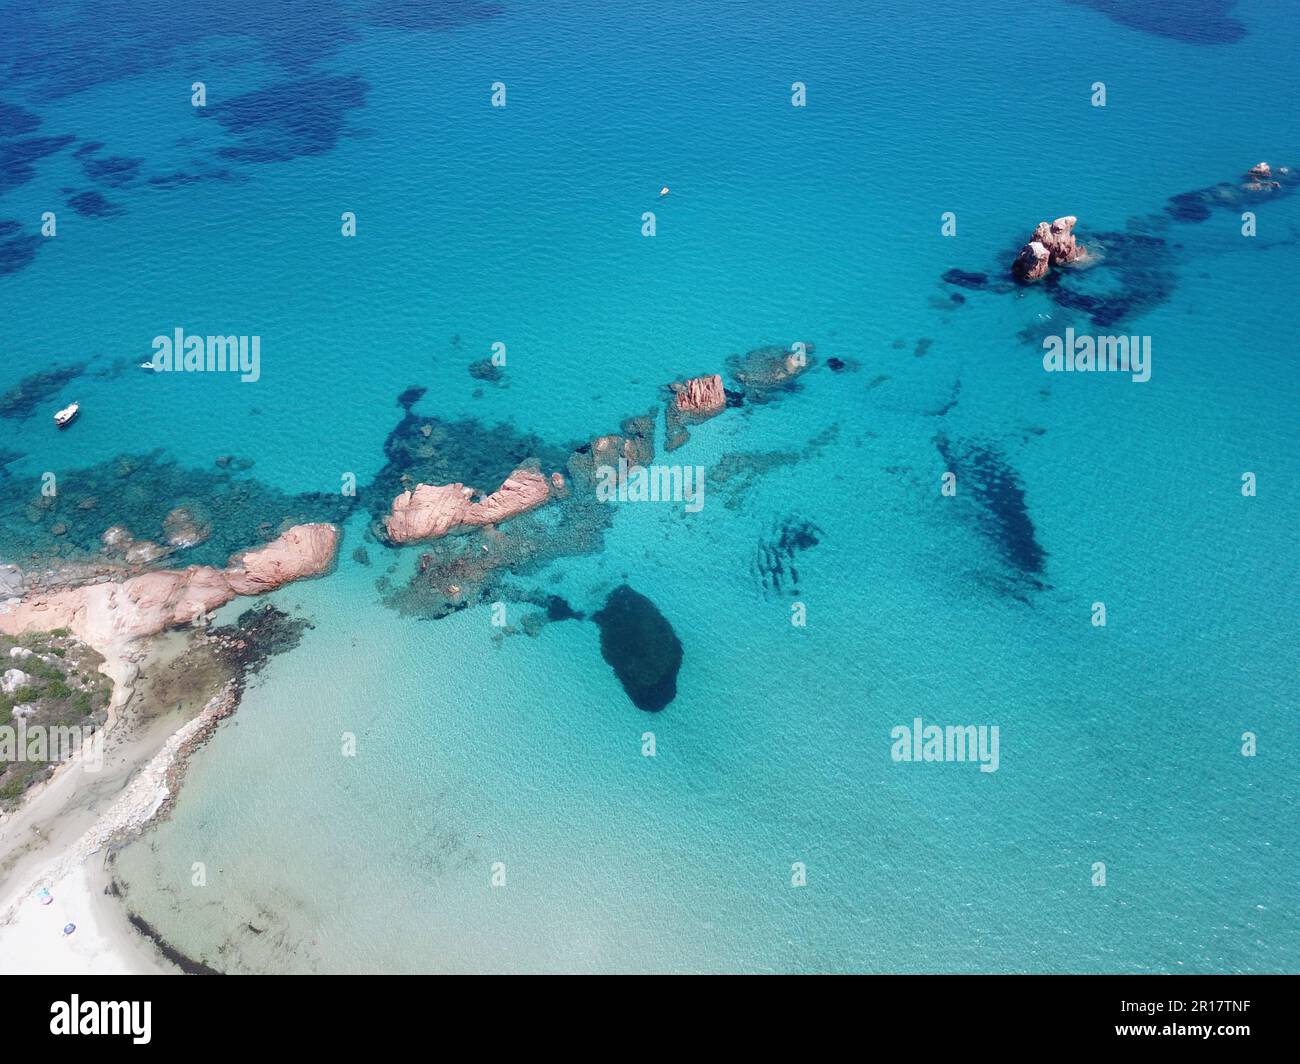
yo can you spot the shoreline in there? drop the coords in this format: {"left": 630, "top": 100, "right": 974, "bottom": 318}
{"left": 0, "top": 524, "right": 340, "bottom": 974}
{"left": 0, "top": 633, "right": 249, "bottom": 975}
{"left": 0, "top": 633, "right": 190, "bottom": 974}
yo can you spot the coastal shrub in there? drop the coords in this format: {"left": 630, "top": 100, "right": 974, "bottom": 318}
{"left": 12, "top": 685, "right": 37, "bottom": 702}
{"left": 43, "top": 680, "right": 73, "bottom": 700}
{"left": 49, "top": 646, "right": 65, "bottom": 657}
{"left": 0, "top": 774, "right": 25, "bottom": 799}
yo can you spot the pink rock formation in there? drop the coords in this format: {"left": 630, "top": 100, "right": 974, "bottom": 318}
{"left": 1012, "top": 216, "right": 1087, "bottom": 282}
{"left": 0, "top": 524, "right": 339, "bottom": 646}
{"left": 385, "top": 483, "right": 474, "bottom": 543}
{"left": 1012, "top": 241, "right": 1051, "bottom": 283}
{"left": 1244, "top": 161, "right": 1281, "bottom": 191}
{"left": 384, "top": 469, "right": 551, "bottom": 544}
{"left": 673, "top": 374, "right": 726, "bottom": 417}
{"left": 225, "top": 523, "right": 340, "bottom": 595}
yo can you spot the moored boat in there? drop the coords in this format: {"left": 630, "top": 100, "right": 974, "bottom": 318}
{"left": 53, "top": 401, "right": 80, "bottom": 428}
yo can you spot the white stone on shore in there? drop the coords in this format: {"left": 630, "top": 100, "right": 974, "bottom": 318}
{"left": 9, "top": 646, "right": 33, "bottom": 660}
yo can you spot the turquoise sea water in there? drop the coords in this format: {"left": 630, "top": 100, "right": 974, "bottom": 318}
{"left": 1, "top": 0, "right": 1297, "bottom": 972}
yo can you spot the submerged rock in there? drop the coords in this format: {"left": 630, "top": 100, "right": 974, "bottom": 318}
{"left": 163, "top": 506, "right": 211, "bottom": 548}
{"left": 591, "top": 585, "right": 682, "bottom": 712}
{"left": 727, "top": 344, "right": 814, "bottom": 402}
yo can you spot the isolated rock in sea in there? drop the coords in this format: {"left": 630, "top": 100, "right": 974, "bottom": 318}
{"left": 665, "top": 373, "right": 726, "bottom": 452}
{"left": 591, "top": 584, "right": 683, "bottom": 712}
{"left": 1012, "top": 216, "right": 1087, "bottom": 282}
{"left": 1011, "top": 240, "right": 1051, "bottom": 283}
{"left": 0, "top": 523, "right": 340, "bottom": 646}
{"left": 1244, "top": 161, "right": 1281, "bottom": 190}
{"left": 673, "top": 373, "right": 726, "bottom": 417}
{"left": 1040, "top": 216, "right": 1086, "bottom": 265}
{"left": 384, "top": 468, "right": 552, "bottom": 544}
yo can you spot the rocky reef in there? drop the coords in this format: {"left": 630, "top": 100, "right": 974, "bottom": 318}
{"left": 591, "top": 585, "right": 683, "bottom": 712}
{"left": 946, "top": 163, "right": 1297, "bottom": 330}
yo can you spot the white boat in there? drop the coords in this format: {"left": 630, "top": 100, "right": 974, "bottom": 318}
{"left": 53, "top": 401, "right": 79, "bottom": 428}
{"left": 658, "top": 186, "right": 670, "bottom": 197}
{"left": 140, "top": 360, "right": 155, "bottom": 370}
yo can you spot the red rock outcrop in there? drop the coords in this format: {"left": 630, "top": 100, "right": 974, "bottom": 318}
{"left": 664, "top": 373, "right": 728, "bottom": 452}
{"left": 384, "top": 470, "right": 551, "bottom": 544}
{"left": 1245, "top": 161, "right": 1281, "bottom": 190}
{"left": 1011, "top": 241, "right": 1051, "bottom": 283}
{"left": 0, "top": 524, "right": 339, "bottom": 646}
{"left": 673, "top": 374, "right": 726, "bottom": 417}
{"left": 1012, "top": 216, "right": 1087, "bottom": 282}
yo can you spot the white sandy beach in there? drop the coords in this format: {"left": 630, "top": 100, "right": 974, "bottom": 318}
{"left": 0, "top": 633, "right": 210, "bottom": 975}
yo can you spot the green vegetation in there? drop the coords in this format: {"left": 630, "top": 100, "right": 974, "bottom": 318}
{"left": 0, "top": 630, "right": 113, "bottom": 810}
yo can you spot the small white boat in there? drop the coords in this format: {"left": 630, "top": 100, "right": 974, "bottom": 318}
{"left": 140, "top": 360, "right": 155, "bottom": 370}
{"left": 658, "top": 186, "right": 670, "bottom": 197}
{"left": 53, "top": 401, "right": 79, "bottom": 428}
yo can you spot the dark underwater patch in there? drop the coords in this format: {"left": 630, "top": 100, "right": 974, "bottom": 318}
{"left": 1165, "top": 191, "right": 1213, "bottom": 224}
{"left": 591, "top": 585, "right": 683, "bottom": 712}
{"left": 925, "top": 379, "right": 961, "bottom": 417}
{"left": 0, "top": 134, "right": 75, "bottom": 195}
{"left": 77, "top": 147, "right": 143, "bottom": 188}
{"left": 1065, "top": 0, "right": 1247, "bottom": 44}
{"left": 147, "top": 170, "right": 223, "bottom": 189}
{"left": 0, "top": 100, "right": 41, "bottom": 137}
{"left": 200, "top": 74, "right": 370, "bottom": 164}
{"left": 213, "top": 603, "right": 315, "bottom": 679}
{"left": 941, "top": 268, "right": 988, "bottom": 290}
{"left": 66, "top": 189, "right": 125, "bottom": 218}
{"left": 0, "top": 219, "right": 40, "bottom": 277}
{"left": 0, "top": 362, "right": 85, "bottom": 420}
{"left": 935, "top": 434, "right": 1047, "bottom": 593}
{"left": 755, "top": 517, "right": 822, "bottom": 597}
{"left": 1042, "top": 228, "right": 1174, "bottom": 328}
